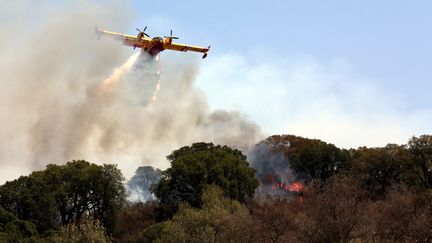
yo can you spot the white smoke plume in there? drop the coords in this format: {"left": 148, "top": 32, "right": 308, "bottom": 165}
{"left": 0, "top": 1, "right": 262, "bottom": 183}
{"left": 127, "top": 166, "right": 162, "bottom": 202}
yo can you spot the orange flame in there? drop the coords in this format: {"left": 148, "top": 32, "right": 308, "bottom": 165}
{"left": 285, "top": 181, "right": 304, "bottom": 192}
{"left": 267, "top": 174, "right": 304, "bottom": 193}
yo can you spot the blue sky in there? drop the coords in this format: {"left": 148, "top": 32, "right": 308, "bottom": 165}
{"left": 131, "top": 0, "right": 432, "bottom": 101}
{"left": 129, "top": 0, "right": 432, "bottom": 147}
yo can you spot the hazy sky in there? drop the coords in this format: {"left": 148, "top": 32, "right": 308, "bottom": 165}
{"left": 0, "top": 1, "right": 431, "bottom": 182}
{"left": 3, "top": 0, "right": 432, "bottom": 151}
{"left": 130, "top": 0, "right": 432, "bottom": 148}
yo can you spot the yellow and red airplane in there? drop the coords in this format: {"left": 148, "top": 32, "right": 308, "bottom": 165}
{"left": 95, "top": 26, "right": 210, "bottom": 59}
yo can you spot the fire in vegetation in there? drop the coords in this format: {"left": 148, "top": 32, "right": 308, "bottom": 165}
{"left": 248, "top": 142, "right": 303, "bottom": 198}
{"left": 268, "top": 174, "right": 304, "bottom": 192}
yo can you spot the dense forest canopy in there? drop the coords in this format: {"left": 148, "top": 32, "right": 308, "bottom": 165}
{"left": 0, "top": 160, "right": 125, "bottom": 240}
{"left": 1, "top": 134, "right": 432, "bottom": 242}
{"left": 151, "top": 142, "right": 259, "bottom": 220}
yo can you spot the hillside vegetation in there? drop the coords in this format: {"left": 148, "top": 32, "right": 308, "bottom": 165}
{"left": 1, "top": 135, "right": 432, "bottom": 242}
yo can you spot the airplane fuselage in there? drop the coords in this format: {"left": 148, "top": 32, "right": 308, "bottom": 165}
{"left": 96, "top": 27, "right": 210, "bottom": 59}
{"left": 142, "top": 37, "right": 165, "bottom": 57}
{"left": 123, "top": 37, "right": 165, "bottom": 57}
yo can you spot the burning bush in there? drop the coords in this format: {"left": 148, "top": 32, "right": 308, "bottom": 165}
{"left": 248, "top": 140, "right": 304, "bottom": 199}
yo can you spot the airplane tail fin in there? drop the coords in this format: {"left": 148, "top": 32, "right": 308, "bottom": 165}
{"left": 202, "top": 45, "right": 211, "bottom": 59}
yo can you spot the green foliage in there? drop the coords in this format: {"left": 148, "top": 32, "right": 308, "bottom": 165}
{"left": 0, "top": 173, "right": 58, "bottom": 232}
{"left": 408, "top": 135, "right": 432, "bottom": 188}
{"left": 4, "top": 135, "right": 432, "bottom": 242}
{"left": 0, "top": 206, "right": 38, "bottom": 241}
{"left": 350, "top": 144, "right": 417, "bottom": 196}
{"left": 153, "top": 142, "right": 259, "bottom": 208}
{"left": 139, "top": 185, "right": 249, "bottom": 243}
{"left": 264, "top": 135, "right": 351, "bottom": 181}
{"left": 0, "top": 160, "right": 126, "bottom": 235}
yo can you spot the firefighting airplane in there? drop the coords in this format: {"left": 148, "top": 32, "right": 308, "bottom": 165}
{"left": 95, "top": 26, "right": 210, "bottom": 59}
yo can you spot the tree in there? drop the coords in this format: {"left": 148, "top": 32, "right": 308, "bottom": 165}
{"left": 153, "top": 142, "right": 259, "bottom": 208}
{"left": 350, "top": 144, "right": 416, "bottom": 197}
{"left": 56, "top": 217, "right": 111, "bottom": 243}
{"left": 295, "top": 177, "right": 371, "bottom": 243}
{"left": 115, "top": 201, "right": 159, "bottom": 242}
{"left": 247, "top": 200, "right": 300, "bottom": 243}
{"left": 0, "top": 173, "right": 58, "bottom": 232}
{"left": 373, "top": 186, "right": 432, "bottom": 242}
{"left": 261, "top": 135, "right": 351, "bottom": 182}
{"left": 0, "top": 160, "right": 125, "bottom": 235}
{"left": 229, "top": 178, "right": 373, "bottom": 243}
{"left": 0, "top": 206, "right": 38, "bottom": 242}
{"left": 139, "top": 185, "right": 250, "bottom": 243}
{"left": 89, "top": 163, "right": 126, "bottom": 234}
{"left": 408, "top": 135, "right": 432, "bottom": 188}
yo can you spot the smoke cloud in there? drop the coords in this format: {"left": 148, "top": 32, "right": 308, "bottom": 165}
{"left": 127, "top": 166, "right": 162, "bottom": 202}
{"left": 248, "top": 142, "right": 301, "bottom": 199}
{"left": 0, "top": 2, "right": 262, "bottom": 183}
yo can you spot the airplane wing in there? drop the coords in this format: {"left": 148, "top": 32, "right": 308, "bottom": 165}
{"left": 164, "top": 42, "right": 210, "bottom": 58}
{"left": 95, "top": 27, "right": 151, "bottom": 49}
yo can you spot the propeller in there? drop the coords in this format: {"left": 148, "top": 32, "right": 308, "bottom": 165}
{"left": 164, "top": 30, "right": 179, "bottom": 40}
{"left": 136, "top": 26, "right": 150, "bottom": 37}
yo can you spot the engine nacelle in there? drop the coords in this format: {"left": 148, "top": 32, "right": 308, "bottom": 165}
{"left": 137, "top": 32, "right": 145, "bottom": 40}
